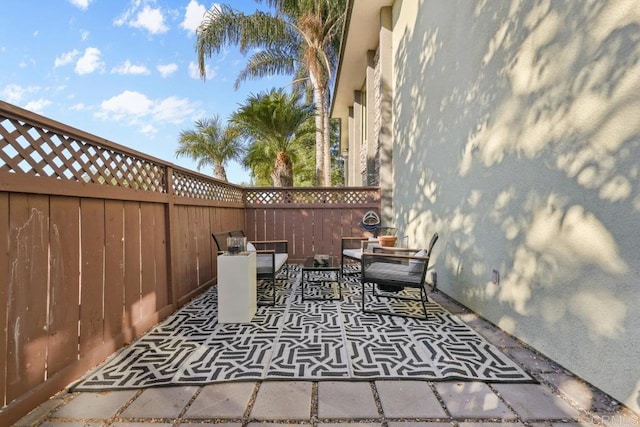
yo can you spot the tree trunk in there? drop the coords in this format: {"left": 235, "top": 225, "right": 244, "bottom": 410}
{"left": 213, "top": 162, "right": 228, "bottom": 181}
{"left": 310, "top": 71, "right": 325, "bottom": 186}
{"left": 271, "top": 151, "right": 294, "bottom": 187}
{"left": 322, "top": 88, "right": 331, "bottom": 187}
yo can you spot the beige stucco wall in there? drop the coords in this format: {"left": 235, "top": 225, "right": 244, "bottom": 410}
{"left": 391, "top": 0, "right": 640, "bottom": 412}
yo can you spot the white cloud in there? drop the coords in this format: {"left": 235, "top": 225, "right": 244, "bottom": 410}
{"left": 70, "top": 102, "right": 88, "bottom": 111}
{"left": 1, "top": 84, "right": 40, "bottom": 104}
{"left": 188, "top": 61, "right": 216, "bottom": 80}
{"left": 80, "top": 30, "right": 90, "bottom": 41}
{"left": 181, "top": 0, "right": 211, "bottom": 33}
{"left": 2, "top": 84, "right": 26, "bottom": 103}
{"left": 54, "top": 49, "right": 79, "bottom": 68}
{"left": 140, "top": 123, "right": 158, "bottom": 136}
{"left": 115, "top": 2, "right": 168, "bottom": 35}
{"left": 152, "top": 96, "right": 196, "bottom": 124}
{"left": 95, "top": 90, "right": 153, "bottom": 121}
{"left": 157, "top": 63, "right": 178, "bottom": 78}
{"left": 75, "top": 47, "right": 104, "bottom": 75}
{"left": 24, "top": 99, "right": 52, "bottom": 114}
{"left": 69, "top": 0, "right": 92, "bottom": 10}
{"left": 95, "top": 90, "right": 197, "bottom": 127}
{"left": 111, "top": 60, "right": 150, "bottom": 75}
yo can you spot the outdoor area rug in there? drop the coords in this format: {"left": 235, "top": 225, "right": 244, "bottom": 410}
{"left": 73, "top": 266, "right": 533, "bottom": 390}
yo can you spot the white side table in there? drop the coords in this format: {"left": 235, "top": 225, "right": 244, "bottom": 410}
{"left": 217, "top": 251, "right": 257, "bottom": 323}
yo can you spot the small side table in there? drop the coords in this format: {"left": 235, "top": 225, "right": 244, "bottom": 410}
{"left": 217, "top": 251, "right": 257, "bottom": 323}
{"left": 301, "top": 256, "right": 341, "bottom": 301}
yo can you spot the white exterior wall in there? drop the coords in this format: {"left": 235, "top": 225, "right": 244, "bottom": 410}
{"left": 391, "top": 0, "right": 640, "bottom": 412}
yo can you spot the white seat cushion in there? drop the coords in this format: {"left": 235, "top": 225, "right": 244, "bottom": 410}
{"left": 256, "top": 253, "right": 288, "bottom": 275}
{"left": 343, "top": 248, "right": 362, "bottom": 260}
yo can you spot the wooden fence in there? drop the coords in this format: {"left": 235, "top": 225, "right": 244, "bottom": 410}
{"left": 0, "top": 100, "right": 379, "bottom": 424}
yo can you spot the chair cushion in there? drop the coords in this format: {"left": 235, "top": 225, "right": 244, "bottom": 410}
{"left": 363, "top": 262, "right": 424, "bottom": 287}
{"left": 256, "top": 253, "right": 288, "bottom": 275}
{"left": 343, "top": 248, "right": 362, "bottom": 260}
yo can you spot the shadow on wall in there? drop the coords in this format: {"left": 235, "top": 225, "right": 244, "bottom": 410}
{"left": 391, "top": 0, "right": 640, "bottom": 412}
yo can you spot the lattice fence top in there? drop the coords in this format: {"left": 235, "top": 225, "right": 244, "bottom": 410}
{"left": 1, "top": 103, "right": 378, "bottom": 205}
{"left": 172, "top": 170, "right": 244, "bottom": 202}
{"left": 244, "top": 188, "right": 379, "bottom": 205}
{"left": 0, "top": 115, "right": 167, "bottom": 192}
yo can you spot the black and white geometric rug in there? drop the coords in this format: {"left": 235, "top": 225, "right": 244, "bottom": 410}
{"left": 74, "top": 267, "right": 532, "bottom": 390}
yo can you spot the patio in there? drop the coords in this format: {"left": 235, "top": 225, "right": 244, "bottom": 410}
{"left": 1, "top": 99, "right": 638, "bottom": 424}
{"left": 15, "top": 282, "right": 633, "bottom": 426}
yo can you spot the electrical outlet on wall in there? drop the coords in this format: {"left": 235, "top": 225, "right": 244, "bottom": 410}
{"left": 491, "top": 269, "right": 500, "bottom": 285}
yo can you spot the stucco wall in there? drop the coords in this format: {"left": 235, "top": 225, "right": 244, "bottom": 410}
{"left": 391, "top": 0, "right": 640, "bottom": 412}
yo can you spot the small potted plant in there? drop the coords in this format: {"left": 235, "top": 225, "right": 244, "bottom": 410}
{"left": 376, "top": 226, "right": 397, "bottom": 247}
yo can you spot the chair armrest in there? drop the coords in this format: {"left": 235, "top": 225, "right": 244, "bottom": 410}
{"left": 341, "top": 236, "right": 369, "bottom": 251}
{"left": 251, "top": 240, "right": 288, "bottom": 254}
{"left": 362, "top": 252, "right": 429, "bottom": 262}
{"left": 373, "top": 246, "right": 420, "bottom": 254}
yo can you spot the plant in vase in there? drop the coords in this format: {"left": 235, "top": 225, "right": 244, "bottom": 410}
{"left": 377, "top": 226, "right": 397, "bottom": 247}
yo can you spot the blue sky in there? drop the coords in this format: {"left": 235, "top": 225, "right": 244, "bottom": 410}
{"left": 0, "top": 0, "right": 291, "bottom": 185}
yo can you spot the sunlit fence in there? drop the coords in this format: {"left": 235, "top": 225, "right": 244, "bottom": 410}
{"left": 0, "top": 100, "right": 379, "bottom": 424}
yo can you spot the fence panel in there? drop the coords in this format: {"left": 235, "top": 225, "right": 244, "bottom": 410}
{"left": 244, "top": 188, "right": 380, "bottom": 262}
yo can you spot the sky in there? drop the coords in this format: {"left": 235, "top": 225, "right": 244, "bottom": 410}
{"left": 0, "top": 0, "right": 292, "bottom": 185}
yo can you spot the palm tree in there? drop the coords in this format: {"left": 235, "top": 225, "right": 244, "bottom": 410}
{"left": 195, "top": 0, "right": 345, "bottom": 186}
{"left": 175, "top": 116, "right": 244, "bottom": 181}
{"left": 231, "top": 88, "right": 313, "bottom": 187}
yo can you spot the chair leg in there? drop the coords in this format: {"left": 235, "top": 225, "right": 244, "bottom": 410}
{"left": 362, "top": 281, "right": 428, "bottom": 320}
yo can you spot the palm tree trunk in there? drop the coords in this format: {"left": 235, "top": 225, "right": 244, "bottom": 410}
{"left": 272, "top": 151, "right": 294, "bottom": 187}
{"left": 322, "top": 89, "right": 331, "bottom": 187}
{"left": 214, "top": 162, "right": 228, "bottom": 181}
{"left": 310, "top": 71, "right": 325, "bottom": 186}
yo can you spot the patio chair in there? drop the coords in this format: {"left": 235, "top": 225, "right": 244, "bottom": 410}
{"left": 341, "top": 226, "right": 399, "bottom": 276}
{"left": 360, "top": 232, "right": 438, "bottom": 320}
{"left": 212, "top": 230, "right": 288, "bottom": 306}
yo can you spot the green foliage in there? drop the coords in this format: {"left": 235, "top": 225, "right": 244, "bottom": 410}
{"left": 195, "top": 0, "right": 346, "bottom": 186}
{"left": 231, "top": 88, "right": 313, "bottom": 187}
{"left": 175, "top": 115, "right": 244, "bottom": 181}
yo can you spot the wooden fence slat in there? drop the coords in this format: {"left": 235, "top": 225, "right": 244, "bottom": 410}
{"left": 154, "top": 203, "right": 169, "bottom": 310}
{"left": 140, "top": 203, "right": 157, "bottom": 317}
{"left": 104, "top": 200, "right": 125, "bottom": 343}
{"left": 123, "top": 202, "right": 141, "bottom": 334}
{"left": 0, "top": 192, "right": 8, "bottom": 406}
{"left": 47, "top": 196, "right": 80, "bottom": 378}
{"left": 79, "top": 198, "right": 105, "bottom": 357}
{"left": 6, "top": 194, "right": 49, "bottom": 402}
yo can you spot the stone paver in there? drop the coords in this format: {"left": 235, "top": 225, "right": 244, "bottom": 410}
{"left": 387, "top": 423, "right": 452, "bottom": 427}
{"left": 111, "top": 423, "right": 173, "bottom": 427}
{"left": 184, "top": 382, "right": 255, "bottom": 419}
{"left": 317, "top": 381, "right": 379, "bottom": 419}
{"left": 120, "top": 386, "right": 197, "bottom": 419}
{"left": 40, "top": 423, "right": 104, "bottom": 427}
{"left": 458, "top": 423, "right": 524, "bottom": 427}
{"left": 493, "top": 383, "right": 581, "bottom": 421}
{"left": 319, "top": 423, "right": 381, "bottom": 427}
{"left": 435, "top": 382, "right": 516, "bottom": 419}
{"left": 52, "top": 390, "right": 137, "bottom": 419}
{"left": 187, "top": 423, "right": 242, "bottom": 427}
{"left": 250, "top": 381, "right": 312, "bottom": 420}
{"left": 375, "top": 380, "right": 447, "bottom": 418}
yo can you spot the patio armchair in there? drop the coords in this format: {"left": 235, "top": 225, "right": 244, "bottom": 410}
{"left": 340, "top": 226, "right": 399, "bottom": 276}
{"left": 212, "top": 230, "right": 289, "bottom": 306}
{"left": 341, "top": 236, "right": 380, "bottom": 276}
{"left": 360, "top": 232, "right": 438, "bottom": 320}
